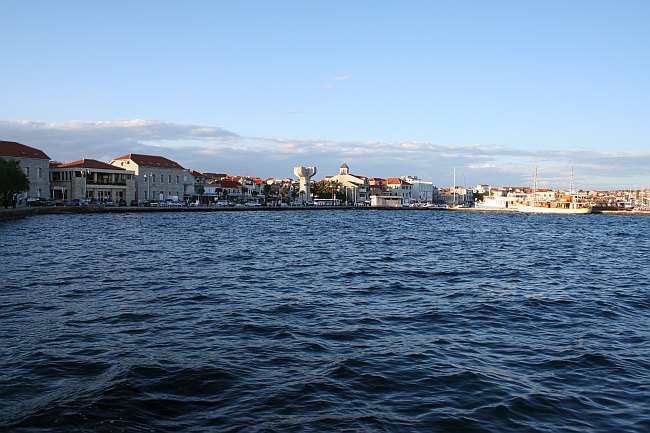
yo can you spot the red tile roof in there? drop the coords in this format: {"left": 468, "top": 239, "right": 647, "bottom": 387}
{"left": 0, "top": 140, "right": 50, "bottom": 160}
{"left": 214, "top": 179, "right": 241, "bottom": 188}
{"left": 54, "top": 159, "right": 126, "bottom": 171}
{"left": 113, "top": 153, "right": 184, "bottom": 169}
{"left": 202, "top": 172, "right": 227, "bottom": 179}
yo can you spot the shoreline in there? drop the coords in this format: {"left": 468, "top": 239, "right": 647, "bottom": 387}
{"left": 2, "top": 205, "right": 649, "bottom": 221}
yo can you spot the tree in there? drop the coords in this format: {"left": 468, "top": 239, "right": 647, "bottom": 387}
{"left": 240, "top": 186, "right": 248, "bottom": 203}
{"left": 311, "top": 180, "right": 330, "bottom": 198}
{"left": 0, "top": 158, "right": 29, "bottom": 202}
{"left": 262, "top": 184, "right": 272, "bottom": 202}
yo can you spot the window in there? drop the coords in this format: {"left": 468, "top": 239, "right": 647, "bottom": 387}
{"left": 38, "top": 167, "right": 42, "bottom": 178}
{"left": 144, "top": 191, "right": 148, "bottom": 200}
{"left": 151, "top": 173, "right": 155, "bottom": 183}
{"left": 176, "top": 175, "right": 180, "bottom": 184}
{"left": 160, "top": 174, "right": 164, "bottom": 183}
{"left": 25, "top": 167, "right": 30, "bottom": 177}
{"left": 168, "top": 175, "right": 172, "bottom": 183}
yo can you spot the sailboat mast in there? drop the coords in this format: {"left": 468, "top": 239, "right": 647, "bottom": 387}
{"left": 532, "top": 166, "right": 538, "bottom": 205}
{"left": 453, "top": 166, "right": 457, "bottom": 205}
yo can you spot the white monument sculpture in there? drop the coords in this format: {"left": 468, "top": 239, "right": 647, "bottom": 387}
{"left": 293, "top": 166, "right": 317, "bottom": 204}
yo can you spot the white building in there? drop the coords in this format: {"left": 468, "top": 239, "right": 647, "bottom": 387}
{"left": 385, "top": 178, "right": 412, "bottom": 204}
{"left": 474, "top": 184, "right": 490, "bottom": 194}
{"left": 371, "top": 195, "right": 403, "bottom": 207}
{"left": 401, "top": 176, "right": 434, "bottom": 203}
{"left": 324, "top": 163, "right": 369, "bottom": 204}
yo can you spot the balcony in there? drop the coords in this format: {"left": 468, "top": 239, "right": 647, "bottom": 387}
{"left": 87, "top": 181, "right": 127, "bottom": 186}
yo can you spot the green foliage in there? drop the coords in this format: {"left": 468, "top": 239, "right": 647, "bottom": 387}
{"left": 262, "top": 183, "right": 272, "bottom": 198}
{"left": 0, "top": 158, "right": 29, "bottom": 200}
{"left": 311, "top": 180, "right": 345, "bottom": 200}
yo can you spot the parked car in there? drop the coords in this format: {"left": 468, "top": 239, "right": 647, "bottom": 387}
{"left": 166, "top": 200, "right": 184, "bottom": 207}
{"left": 26, "top": 197, "right": 50, "bottom": 207}
{"left": 118, "top": 199, "right": 127, "bottom": 207}
{"left": 130, "top": 199, "right": 139, "bottom": 207}
{"left": 245, "top": 202, "right": 262, "bottom": 207}
{"left": 215, "top": 200, "right": 231, "bottom": 207}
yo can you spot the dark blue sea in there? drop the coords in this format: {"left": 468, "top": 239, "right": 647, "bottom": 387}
{"left": 1, "top": 210, "right": 649, "bottom": 432}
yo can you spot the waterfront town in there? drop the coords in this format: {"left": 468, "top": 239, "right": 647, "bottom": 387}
{"left": 1, "top": 140, "right": 649, "bottom": 212}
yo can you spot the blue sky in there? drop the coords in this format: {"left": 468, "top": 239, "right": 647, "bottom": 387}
{"left": 1, "top": 0, "right": 649, "bottom": 189}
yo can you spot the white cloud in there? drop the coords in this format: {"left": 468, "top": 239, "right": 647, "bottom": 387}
{"left": 468, "top": 163, "right": 497, "bottom": 169}
{"left": 333, "top": 75, "right": 351, "bottom": 81}
{"left": 1, "top": 118, "right": 648, "bottom": 189}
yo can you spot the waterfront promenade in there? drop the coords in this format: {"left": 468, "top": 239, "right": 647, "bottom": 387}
{"left": 1, "top": 204, "right": 648, "bottom": 222}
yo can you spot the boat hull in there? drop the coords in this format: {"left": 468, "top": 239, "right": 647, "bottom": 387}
{"left": 517, "top": 203, "right": 592, "bottom": 214}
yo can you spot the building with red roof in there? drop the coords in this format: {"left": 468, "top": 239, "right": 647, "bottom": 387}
{"left": 50, "top": 159, "right": 135, "bottom": 203}
{"left": 0, "top": 140, "right": 51, "bottom": 199}
{"left": 110, "top": 153, "right": 189, "bottom": 202}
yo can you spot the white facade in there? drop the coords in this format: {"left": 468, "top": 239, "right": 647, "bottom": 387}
{"left": 326, "top": 163, "right": 369, "bottom": 204}
{"left": 385, "top": 178, "right": 412, "bottom": 204}
{"left": 474, "top": 184, "right": 491, "bottom": 194}
{"left": 401, "top": 176, "right": 434, "bottom": 202}
{"left": 371, "top": 196, "right": 403, "bottom": 207}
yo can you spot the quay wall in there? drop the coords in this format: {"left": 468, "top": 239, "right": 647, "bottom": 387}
{"left": 1, "top": 205, "right": 648, "bottom": 222}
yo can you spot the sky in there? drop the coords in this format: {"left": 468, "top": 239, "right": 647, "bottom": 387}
{"left": 1, "top": 0, "right": 649, "bottom": 190}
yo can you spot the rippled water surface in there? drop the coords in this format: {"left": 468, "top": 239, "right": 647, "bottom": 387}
{"left": 1, "top": 210, "right": 649, "bottom": 432}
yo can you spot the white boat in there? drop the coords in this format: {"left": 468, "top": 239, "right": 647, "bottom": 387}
{"left": 516, "top": 199, "right": 592, "bottom": 214}
{"left": 475, "top": 193, "right": 525, "bottom": 210}
{"left": 517, "top": 167, "right": 592, "bottom": 214}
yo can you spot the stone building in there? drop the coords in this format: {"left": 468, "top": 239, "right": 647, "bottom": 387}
{"left": 0, "top": 140, "right": 51, "bottom": 199}
{"left": 50, "top": 159, "right": 135, "bottom": 203}
{"left": 110, "top": 153, "right": 186, "bottom": 203}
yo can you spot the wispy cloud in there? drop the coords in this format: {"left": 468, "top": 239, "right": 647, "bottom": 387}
{"left": 1, "top": 118, "right": 648, "bottom": 189}
{"left": 333, "top": 75, "right": 351, "bottom": 81}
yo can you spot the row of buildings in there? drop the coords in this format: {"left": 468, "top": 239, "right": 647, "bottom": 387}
{"left": 1, "top": 140, "right": 455, "bottom": 206}
{"left": 2, "top": 140, "right": 647, "bottom": 208}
